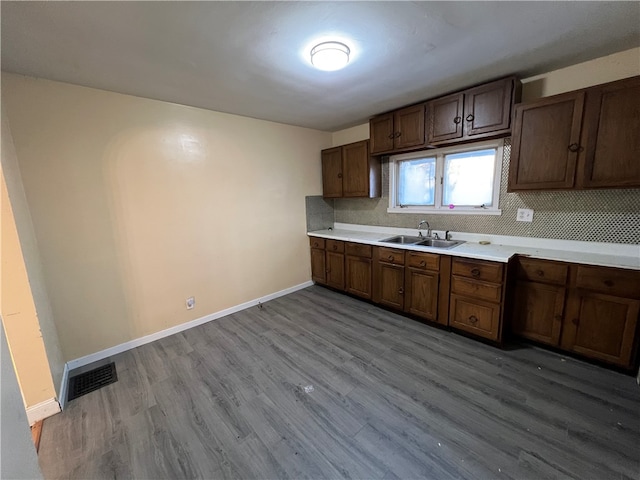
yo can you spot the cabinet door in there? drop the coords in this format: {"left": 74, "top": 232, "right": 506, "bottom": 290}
{"left": 394, "top": 104, "right": 426, "bottom": 150}
{"left": 346, "top": 256, "right": 372, "bottom": 300}
{"left": 321, "top": 147, "right": 343, "bottom": 198}
{"left": 342, "top": 141, "right": 370, "bottom": 197}
{"left": 464, "top": 77, "right": 514, "bottom": 138}
{"left": 378, "top": 263, "right": 405, "bottom": 310}
{"left": 405, "top": 268, "right": 438, "bottom": 321}
{"left": 508, "top": 91, "right": 584, "bottom": 191}
{"left": 562, "top": 291, "right": 639, "bottom": 368}
{"left": 450, "top": 294, "right": 501, "bottom": 341}
{"left": 428, "top": 93, "right": 464, "bottom": 144}
{"left": 325, "top": 252, "right": 345, "bottom": 290}
{"left": 310, "top": 248, "right": 326, "bottom": 284}
{"left": 580, "top": 76, "right": 640, "bottom": 188}
{"left": 511, "top": 281, "right": 565, "bottom": 346}
{"left": 369, "top": 114, "right": 395, "bottom": 154}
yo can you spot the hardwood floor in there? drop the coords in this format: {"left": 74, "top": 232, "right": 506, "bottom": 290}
{"left": 39, "top": 286, "right": 640, "bottom": 479}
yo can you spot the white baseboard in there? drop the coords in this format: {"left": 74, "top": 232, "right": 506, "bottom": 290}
{"left": 26, "top": 398, "right": 61, "bottom": 426}
{"left": 66, "top": 281, "right": 314, "bottom": 371}
{"left": 58, "top": 363, "right": 70, "bottom": 410}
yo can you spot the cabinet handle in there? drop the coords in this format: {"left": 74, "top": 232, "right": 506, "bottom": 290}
{"left": 453, "top": 116, "right": 462, "bottom": 124}
{"left": 333, "top": 245, "right": 337, "bottom": 251}
{"left": 419, "top": 260, "right": 426, "bottom": 267}
{"left": 388, "top": 133, "right": 394, "bottom": 139}
{"left": 466, "top": 114, "right": 474, "bottom": 122}
{"left": 471, "top": 268, "right": 481, "bottom": 277}
{"left": 536, "top": 270, "right": 544, "bottom": 277}
{"left": 399, "top": 287, "right": 404, "bottom": 295}
{"left": 395, "top": 131, "right": 402, "bottom": 138}
{"left": 568, "top": 143, "right": 581, "bottom": 152}
{"left": 388, "top": 255, "right": 394, "bottom": 261}
{"left": 468, "top": 315, "right": 478, "bottom": 324}
{"left": 603, "top": 279, "right": 614, "bottom": 287}
{"left": 313, "top": 242, "right": 318, "bottom": 247}
{"left": 337, "top": 172, "right": 343, "bottom": 178}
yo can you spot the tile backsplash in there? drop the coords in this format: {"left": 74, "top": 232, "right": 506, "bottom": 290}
{"left": 307, "top": 139, "right": 640, "bottom": 244}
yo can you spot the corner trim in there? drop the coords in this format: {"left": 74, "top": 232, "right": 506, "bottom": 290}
{"left": 58, "top": 363, "right": 70, "bottom": 410}
{"left": 26, "top": 398, "right": 61, "bottom": 426}
{"left": 66, "top": 281, "right": 314, "bottom": 371}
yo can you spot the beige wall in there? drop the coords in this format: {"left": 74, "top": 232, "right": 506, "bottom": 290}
{"left": 1, "top": 168, "right": 56, "bottom": 406}
{"left": 3, "top": 73, "right": 331, "bottom": 361}
{"left": 333, "top": 47, "right": 640, "bottom": 146}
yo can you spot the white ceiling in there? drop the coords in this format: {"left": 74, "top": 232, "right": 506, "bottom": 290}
{"left": 2, "top": 2, "right": 639, "bottom": 131}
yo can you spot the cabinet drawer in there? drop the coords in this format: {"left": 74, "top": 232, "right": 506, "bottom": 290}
{"left": 452, "top": 258, "right": 503, "bottom": 283}
{"left": 407, "top": 252, "right": 440, "bottom": 271}
{"left": 517, "top": 257, "right": 568, "bottom": 285}
{"left": 451, "top": 276, "right": 502, "bottom": 302}
{"left": 378, "top": 247, "right": 405, "bottom": 265}
{"left": 309, "top": 237, "right": 325, "bottom": 250}
{"left": 346, "top": 242, "right": 372, "bottom": 258}
{"left": 575, "top": 265, "right": 640, "bottom": 299}
{"left": 326, "top": 240, "right": 344, "bottom": 253}
{"left": 450, "top": 294, "right": 500, "bottom": 341}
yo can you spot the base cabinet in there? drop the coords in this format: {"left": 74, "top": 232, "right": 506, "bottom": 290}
{"left": 374, "top": 247, "right": 406, "bottom": 310}
{"left": 310, "top": 238, "right": 345, "bottom": 291}
{"left": 345, "top": 243, "right": 373, "bottom": 300}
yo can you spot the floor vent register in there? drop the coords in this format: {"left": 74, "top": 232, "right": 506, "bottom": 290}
{"left": 67, "top": 362, "right": 118, "bottom": 402}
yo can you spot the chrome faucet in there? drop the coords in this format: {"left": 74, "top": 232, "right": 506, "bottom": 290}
{"left": 418, "top": 220, "right": 431, "bottom": 238}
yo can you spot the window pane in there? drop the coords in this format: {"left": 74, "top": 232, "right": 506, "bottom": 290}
{"left": 443, "top": 149, "right": 496, "bottom": 207}
{"left": 398, "top": 157, "right": 436, "bottom": 206}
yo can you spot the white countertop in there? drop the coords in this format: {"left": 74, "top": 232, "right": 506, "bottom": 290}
{"left": 308, "top": 223, "right": 640, "bottom": 270}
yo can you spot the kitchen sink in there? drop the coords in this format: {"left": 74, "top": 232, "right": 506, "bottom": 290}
{"left": 380, "top": 235, "right": 425, "bottom": 244}
{"left": 416, "top": 238, "right": 465, "bottom": 249}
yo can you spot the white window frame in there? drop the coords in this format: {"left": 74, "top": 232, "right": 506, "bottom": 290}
{"left": 388, "top": 139, "right": 503, "bottom": 215}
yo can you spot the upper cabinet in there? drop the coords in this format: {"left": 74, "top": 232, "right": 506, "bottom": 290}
{"left": 321, "top": 140, "right": 381, "bottom": 198}
{"left": 508, "top": 75, "right": 640, "bottom": 191}
{"left": 370, "top": 104, "right": 427, "bottom": 155}
{"left": 428, "top": 76, "right": 520, "bottom": 146}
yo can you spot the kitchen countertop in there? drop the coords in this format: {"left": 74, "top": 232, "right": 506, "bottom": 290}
{"left": 308, "top": 223, "right": 640, "bottom": 270}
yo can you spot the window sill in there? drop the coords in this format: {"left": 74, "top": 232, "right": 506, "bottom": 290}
{"left": 387, "top": 207, "right": 502, "bottom": 216}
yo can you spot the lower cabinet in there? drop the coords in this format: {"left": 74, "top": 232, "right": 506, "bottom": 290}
{"left": 345, "top": 242, "right": 373, "bottom": 300}
{"left": 510, "top": 257, "right": 640, "bottom": 369}
{"left": 374, "top": 247, "right": 406, "bottom": 310}
{"left": 310, "top": 238, "right": 327, "bottom": 284}
{"left": 450, "top": 258, "right": 506, "bottom": 341}
{"left": 310, "top": 238, "right": 345, "bottom": 290}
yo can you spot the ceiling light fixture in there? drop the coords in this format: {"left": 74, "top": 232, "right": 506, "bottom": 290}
{"left": 310, "top": 41, "right": 350, "bottom": 71}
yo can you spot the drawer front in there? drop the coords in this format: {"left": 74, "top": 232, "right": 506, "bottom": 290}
{"left": 452, "top": 258, "right": 503, "bottom": 283}
{"left": 407, "top": 252, "right": 440, "bottom": 271}
{"left": 326, "top": 239, "right": 344, "bottom": 253}
{"left": 575, "top": 265, "right": 640, "bottom": 299}
{"left": 450, "top": 294, "right": 500, "bottom": 341}
{"left": 309, "top": 237, "right": 325, "bottom": 250}
{"left": 451, "top": 276, "right": 502, "bottom": 303}
{"left": 346, "top": 242, "right": 373, "bottom": 258}
{"left": 378, "top": 247, "right": 405, "bottom": 265}
{"left": 517, "top": 257, "right": 568, "bottom": 285}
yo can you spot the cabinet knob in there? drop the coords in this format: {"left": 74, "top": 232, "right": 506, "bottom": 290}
{"left": 398, "top": 287, "right": 404, "bottom": 295}
{"left": 536, "top": 270, "right": 544, "bottom": 277}
{"left": 468, "top": 315, "right": 478, "bottom": 324}
{"left": 453, "top": 116, "right": 462, "bottom": 124}
{"left": 568, "top": 143, "right": 581, "bottom": 152}
{"left": 554, "top": 315, "right": 563, "bottom": 322}
{"left": 471, "top": 268, "right": 481, "bottom": 277}
{"left": 466, "top": 114, "right": 474, "bottom": 122}
{"left": 388, "top": 255, "right": 394, "bottom": 261}
{"left": 572, "top": 318, "right": 579, "bottom": 326}
{"left": 419, "top": 260, "right": 426, "bottom": 267}
{"left": 313, "top": 242, "right": 318, "bottom": 247}
{"left": 337, "top": 172, "right": 343, "bottom": 178}
{"left": 388, "top": 133, "right": 394, "bottom": 139}
{"left": 395, "top": 131, "right": 402, "bottom": 138}
{"left": 333, "top": 245, "right": 337, "bottom": 251}
{"left": 603, "top": 279, "right": 614, "bottom": 287}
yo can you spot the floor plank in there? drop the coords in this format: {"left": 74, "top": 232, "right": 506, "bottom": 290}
{"left": 38, "top": 286, "right": 640, "bottom": 479}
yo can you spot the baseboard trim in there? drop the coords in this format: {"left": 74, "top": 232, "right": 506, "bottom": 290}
{"left": 26, "top": 398, "right": 61, "bottom": 426}
{"left": 66, "top": 281, "right": 314, "bottom": 371}
{"left": 58, "top": 363, "right": 70, "bottom": 410}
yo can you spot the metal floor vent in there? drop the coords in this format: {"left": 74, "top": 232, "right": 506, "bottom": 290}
{"left": 67, "top": 362, "right": 117, "bottom": 402}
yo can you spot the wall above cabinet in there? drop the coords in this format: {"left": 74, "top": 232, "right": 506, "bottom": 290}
{"left": 369, "top": 76, "right": 521, "bottom": 156}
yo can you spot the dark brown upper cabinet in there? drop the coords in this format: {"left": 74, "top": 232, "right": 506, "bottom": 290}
{"left": 369, "top": 104, "right": 427, "bottom": 155}
{"left": 428, "top": 77, "right": 520, "bottom": 146}
{"left": 321, "top": 140, "right": 381, "bottom": 198}
{"left": 508, "top": 75, "right": 640, "bottom": 191}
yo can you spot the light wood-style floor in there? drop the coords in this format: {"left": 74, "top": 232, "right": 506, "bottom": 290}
{"left": 39, "top": 286, "right": 640, "bottom": 479}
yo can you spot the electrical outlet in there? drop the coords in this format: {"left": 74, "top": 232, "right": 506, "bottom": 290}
{"left": 186, "top": 296, "right": 195, "bottom": 310}
{"left": 516, "top": 208, "right": 534, "bottom": 222}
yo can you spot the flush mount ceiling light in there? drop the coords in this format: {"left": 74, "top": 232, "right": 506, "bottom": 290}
{"left": 310, "top": 41, "right": 350, "bottom": 71}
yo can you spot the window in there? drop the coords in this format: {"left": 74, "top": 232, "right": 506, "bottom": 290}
{"left": 388, "top": 140, "right": 503, "bottom": 215}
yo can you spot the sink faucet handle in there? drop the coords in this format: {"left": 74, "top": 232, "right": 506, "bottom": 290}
{"left": 433, "top": 232, "right": 440, "bottom": 240}
{"left": 445, "top": 230, "right": 451, "bottom": 240}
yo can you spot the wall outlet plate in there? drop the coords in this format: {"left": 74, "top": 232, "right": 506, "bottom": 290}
{"left": 186, "top": 296, "right": 195, "bottom": 310}
{"left": 517, "top": 208, "right": 534, "bottom": 222}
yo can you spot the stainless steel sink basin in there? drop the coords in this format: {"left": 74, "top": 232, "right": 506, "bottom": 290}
{"left": 380, "top": 235, "right": 424, "bottom": 245}
{"left": 416, "top": 238, "right": 465, "bottom": 249}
